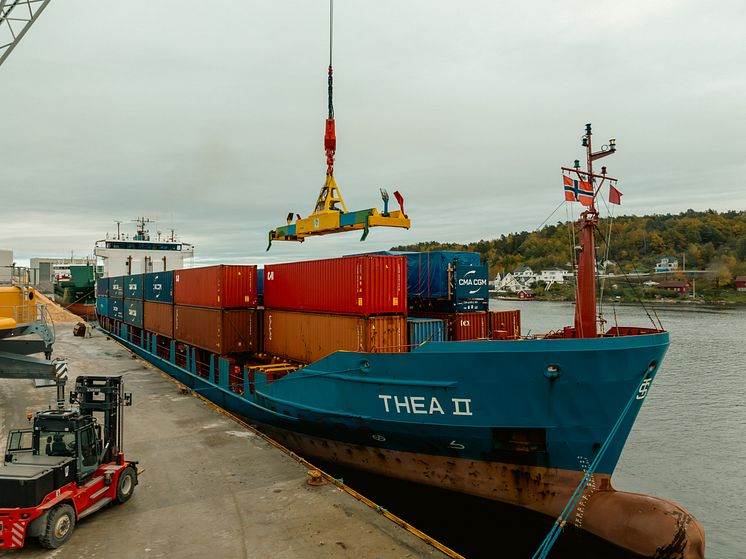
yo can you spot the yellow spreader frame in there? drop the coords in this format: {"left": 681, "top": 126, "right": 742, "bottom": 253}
{"left": 267, "top": 174, "right": 410, "bottom": 250}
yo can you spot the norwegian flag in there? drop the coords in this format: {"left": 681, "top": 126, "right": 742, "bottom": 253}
{"left": 563, "top": 175, "right": 593, "bottom": 207}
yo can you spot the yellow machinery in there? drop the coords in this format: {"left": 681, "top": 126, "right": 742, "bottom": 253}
{"left": 267, "top": 1, "right": 410, "bottom": 250}
{"left": 0, "top": 286, "right": 39, "bottom": 332}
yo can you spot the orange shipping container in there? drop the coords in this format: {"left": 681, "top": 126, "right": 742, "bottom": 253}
{"left": 487, "top": 309, "right": 521, "bottom": 339}
{"left": 174, "top": 305, "right": 257, "bottom": 354}
{"left": 144, "top": 301, "right": 174, "bottom": 338}
{"left": 264, "top": 309, "right": 406, "bottom": 364}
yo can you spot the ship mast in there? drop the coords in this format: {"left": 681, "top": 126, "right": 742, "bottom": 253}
{"left": 562, "top": 124, "right": 617, "bottom": 338}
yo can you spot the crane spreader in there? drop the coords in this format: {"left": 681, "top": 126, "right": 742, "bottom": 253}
{"left": 267, "top": 0, "right": 410, "bottom": 250}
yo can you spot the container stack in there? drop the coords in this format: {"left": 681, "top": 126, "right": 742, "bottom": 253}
{"left": 143, "top": 271, "right": 174, "bottom": 338}
{"left": 123, "top": 273, "right": 143, "bottom": 329}
{"left": 173, "top": 265, "right": 258, "bottom": 354}
{"left": 108, "top": 276, "right": 124, "bottom": 321}
{"left": 263, "top": 255, "right": 408, "bottom": 363}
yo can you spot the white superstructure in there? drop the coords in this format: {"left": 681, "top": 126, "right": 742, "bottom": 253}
{"left": 94, "top": 218, "right": 194, "bottom": 277}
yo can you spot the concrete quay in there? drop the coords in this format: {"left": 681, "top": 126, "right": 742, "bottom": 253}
{"left": 0, "top": 324, "right": 449, "bottom": 559}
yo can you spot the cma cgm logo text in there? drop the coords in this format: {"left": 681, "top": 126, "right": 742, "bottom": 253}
{"left": 267, "top": 271, "right": 275, "bottom": 280}
{"left": 457, "top": 270, "right": 487, "bottom": 295}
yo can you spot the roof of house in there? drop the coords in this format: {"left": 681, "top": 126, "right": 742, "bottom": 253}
{"left": 514, "top": 266, "right": 532, "bottom": 273}
{"left": 658, "top": 280, "right": 690, "bottom": 288}
{"left": 735, "top": 276, "right": 746, "bottom": 282}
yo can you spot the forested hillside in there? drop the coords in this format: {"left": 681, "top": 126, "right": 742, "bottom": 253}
{"left": 393, "top": 210, "right": 746, "bottom": 286}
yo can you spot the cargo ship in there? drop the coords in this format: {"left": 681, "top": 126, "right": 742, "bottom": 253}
{"left": 53, "top": 263, "right": 97, "bottom": 320}
{"left": 94, "top": 130, "right": 703, "bottom": 558}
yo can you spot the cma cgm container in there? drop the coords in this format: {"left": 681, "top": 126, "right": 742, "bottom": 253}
{"left": 144, "top": 301, "right": 173, "bottom": 338}
{"left": 264, "top": 309, "right": 406, "bottom": 364}
{"left": 123, "top": 300, "right": 143, "bottom": 328}
{"left": 174, "top": 265, "right": 257, "bottom": 308}
{"left": 144, "top": 271, "right": 174, "bottom": 303}
{"left": 264, "top": 255, "right": 406, "bottom": 316}
{"left": 407, "top": 317, "right": 446, "bottom": 346}
{"left": 124, "top": 274, "right": 143, "bottom": 299}
{"left": 95, "top": 297, "right": 109, "bottom": 317}
{"left": 487, "top": 309, "right": 521, "bottom": 339}
{"left": 410, "top": 311, "right": 488, "bottom": 341}
{"left": 109, "top": 298, "right": 124, "bottom": 321}
{"left": 95, "top": 277, "right": 109, "bottom": 298}
{"left": 174, "top": 305, "right": 257, "bottom": 354}
{"left": 109, "top": 276, "right": 124, "bottom": 298}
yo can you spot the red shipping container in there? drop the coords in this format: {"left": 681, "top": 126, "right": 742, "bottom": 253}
{"left": 174, "top": 305, "right": 257, "bottom": 354}
{"left": 410, "top": 311, "right": 488, "bottom": 341}
{"left": 487, "top": 309, "right": 521, "bottom": 339}
{"left": 174, "top": 265, "right": 257, "bottom": 308}
{"left": 144, "top": 301, "right": 174, "bottom": 338}
{"left": 264, "top": 255, "right": 406, "bottom": 316}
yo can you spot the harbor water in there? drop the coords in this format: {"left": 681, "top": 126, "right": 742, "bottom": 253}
{"left": 322, "top": 300, "right": 745, "bottom": 558}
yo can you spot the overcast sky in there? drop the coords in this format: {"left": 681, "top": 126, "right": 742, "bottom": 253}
{"left": 1, "top": 0, "right": 744, "bottom": 267}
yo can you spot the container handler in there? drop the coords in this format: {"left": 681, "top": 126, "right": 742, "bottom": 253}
{"left": 0, "top": 376, "right": 138, "bottom": 549}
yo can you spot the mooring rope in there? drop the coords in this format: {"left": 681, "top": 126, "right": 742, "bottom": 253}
{"left": 531, "top": 368, "right": 652, "bottom": 559}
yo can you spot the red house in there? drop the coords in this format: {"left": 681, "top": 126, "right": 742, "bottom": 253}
{"left": 736, "top": 276, "right": 746, "bottom": 292}
{"left": 658, "top": 280, "right": 690, "bottom": 295}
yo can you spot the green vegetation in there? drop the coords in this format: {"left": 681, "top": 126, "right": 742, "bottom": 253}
{"left": 393, "top": 209, "right": 746, "bottom": 303}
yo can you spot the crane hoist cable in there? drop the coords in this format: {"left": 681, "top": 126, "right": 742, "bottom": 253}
{"left": 266, "top": 0, "right": 411, "bottom": 250}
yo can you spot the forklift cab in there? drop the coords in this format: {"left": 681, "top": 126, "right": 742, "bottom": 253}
{"left": 30, "top": 410, "right": 102, "bottom": 481}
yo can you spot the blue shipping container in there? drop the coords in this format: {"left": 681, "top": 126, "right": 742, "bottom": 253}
{"left": 124, "top": 274, "right": 143, "bottom": 299}
{"left": 109, "top": 276, "right": 124, "bottom": 298}
{"left": 95, "top": 277, "right": 109, "bottom": 298}
{"left": 257, "top": 268, "right": 264, "bottom": 296}
{"left": 407, "top": 317, "right": 447, "bottom": 346}
{"left": 144, "top": 271, "right": 173, "bottom": 303}
{"left": 96, "top": 297, "right": 108, "bottom": 317}
{"left": 124, "top": 300, "right": 143, "bottom": 327}
{"left": 109, "top": 298, "right": 124, "bottom": 321}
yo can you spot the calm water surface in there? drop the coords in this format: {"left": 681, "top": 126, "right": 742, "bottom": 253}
{"left": 494, "top": 299, "right": 746, "bottom": 559}
{"left": 328, "top": 300, "right": 745, "bottom": 558}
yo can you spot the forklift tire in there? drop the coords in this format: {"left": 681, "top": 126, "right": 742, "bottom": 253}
{"left": 39, "top": 504, "right": 75, "bottom": 549}
{"left": 116, "top": 466, "right": 137, "bottom": 504}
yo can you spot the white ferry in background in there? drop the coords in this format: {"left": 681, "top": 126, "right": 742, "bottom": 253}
{"left": 94, "top": 218, "right": 194, "bottom": 277}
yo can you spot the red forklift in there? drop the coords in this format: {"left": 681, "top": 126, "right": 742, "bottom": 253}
{"left": 0, "top": 376, "right": 138, "bottom": 549}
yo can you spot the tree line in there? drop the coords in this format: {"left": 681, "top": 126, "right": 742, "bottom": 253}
{"left": 392, "top": 209, "right": 746, "bottom": 286}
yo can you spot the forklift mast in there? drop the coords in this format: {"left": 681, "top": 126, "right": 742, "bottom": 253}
{"left": 69, "top": 376, "right": 132, "bottom": 464}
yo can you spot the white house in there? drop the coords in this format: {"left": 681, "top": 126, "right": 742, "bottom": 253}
{"left": 513, "top": 266, "right": 536, "bottom": 285}
{"left": 655, "top": 256, "right": 678, "bottom": 273}
{"left": 496, "top": 272, "right": 526, "bottom": 293}
{"left": 540, "top": 267, "right": 572, "bottom": 284}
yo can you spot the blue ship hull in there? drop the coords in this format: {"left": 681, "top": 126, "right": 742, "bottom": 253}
{"left": 99, "top": 318, "right": 707, "bottom": 557}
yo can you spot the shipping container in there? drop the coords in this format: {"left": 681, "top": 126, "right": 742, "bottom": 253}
{"left": 174, "top": 265, "right": 257, "bottom": 308}
{"left": 174, "top": 305, "right": 257, "bottom": 354}
{"left": 95, "top": 277, "right": 109, "bottom": 298}
{"left": 144, "top": 301, "right": 174, "bottom": 338}
{"left": 351, "top": 251, "right": 481, "bottom": 299}
{"left": 487, "top": 309, "right": 521, "bottom": 339}
{"left": 407, "top": 317, "right": 446, "bottom": 346}
{"left": 109, "top": 276, "right": 124, "bottom": 298}
{"left": 410, "top": 311, "right": 488, "bottom": 341}
{"left": 109, "top": 297, "right": 124, "bottom": 321}
{"left": 144, "top": 271, "right": 174, "bottom": 303}
{"left": 264, "top": 255, "right": 406, "bottom": 316}
{"left": 96, "top": 297, "right": 108, "bottom": 317}
{"left": 124, "top": 299, "right": 143, "bottom": 328}
{"left": 264, "top": 309, "right": 406, "bottom": 363}
{"left": 124, "top": 274, "right": 143, "bottom": 299}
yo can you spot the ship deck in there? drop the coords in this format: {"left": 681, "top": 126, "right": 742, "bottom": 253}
{"left": 0, "top": 326, "right": 449, "bottom": 559}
